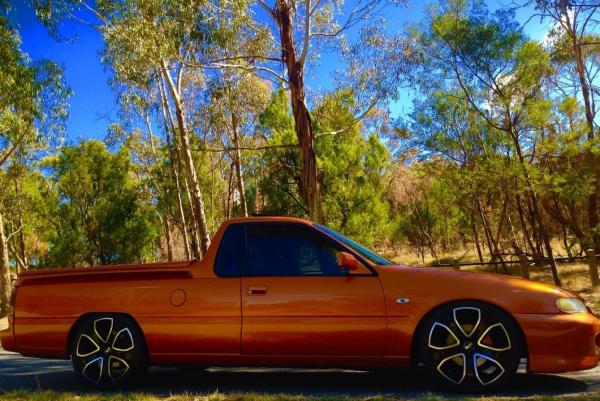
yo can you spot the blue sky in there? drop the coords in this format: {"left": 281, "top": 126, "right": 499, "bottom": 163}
{"left": 7, "top": 0, "right": 549, "bottom": 142}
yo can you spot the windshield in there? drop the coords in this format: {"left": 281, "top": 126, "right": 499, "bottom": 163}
{"left": 315, "top": 224, "right": 392, "bottom": 265}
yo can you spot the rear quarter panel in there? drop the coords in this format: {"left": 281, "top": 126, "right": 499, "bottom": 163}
{"left": 14, "top": 265, "right": 241, "bottom": 361}
{"left": 13, "top": 222, "right": 241, "bottom": 361}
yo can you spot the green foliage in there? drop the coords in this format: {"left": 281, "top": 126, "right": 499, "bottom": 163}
{"left": 0, "top": 0, "right": 597, "bottom": 273}
{"left": 258, "top": 88, "right": 391, "bottom": 246}
{"left": 40, "top": 141, "right": 158, "bottom": 267}
{"left": 313, "top": 90, "right": 391, "bottom": 247}
{"left": 0, "top": 12, "right": 70, "bottom": 165}
{"left": 258, "top": 88, "right": 305, "bottom": 216}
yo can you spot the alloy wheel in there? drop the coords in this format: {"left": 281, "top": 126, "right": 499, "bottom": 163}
{"left": 71, "top": 315, "right": 144, "bottom": 388}
{"left": 421, "top": 302, "right": 521, "bottom": 390}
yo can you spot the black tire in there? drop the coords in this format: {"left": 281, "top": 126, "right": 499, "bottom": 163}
{"left": 417, "top": 301, "right": 523, "bottom": 392}
{"left": 70, "top": 314, "right": 148, "bottom": 389}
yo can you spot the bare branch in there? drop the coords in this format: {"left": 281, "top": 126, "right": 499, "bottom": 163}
{"left": 192, "top": 143, "right": 298, "bottom": 153}
{"left": 310, "top": 0, "right": 387, "bottom": 40}
{"left": 299, "top": 0, "right": 311, "bottom": 66}
{"left": 178, "top": 58, "right": 289, "bottom": 84}
{"left": 0, "top": 130, "right": 29, "bottom": 169}
{"left": 258, "top": 0, "right": 277, "bottom": 22}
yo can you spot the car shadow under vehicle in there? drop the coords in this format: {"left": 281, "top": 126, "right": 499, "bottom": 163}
{"left": 0, "top": 351, "right": 593, "bottom": 397}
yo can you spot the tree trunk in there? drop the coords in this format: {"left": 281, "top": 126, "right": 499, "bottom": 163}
{"left": 274, "top": 0, "right": 325, "bottom": 223}
{"left": 0, "top": 212, "right": 12, "bottom": 317}
{"left": 532, "top": 193, "right": 561, "bottom": 285}
{"left": 476, "top": 196, "right": 502, "bottom": 273}
{"left": 470, "top": 211, "right": 484, "bottom": 263}
{"left": 158, "top": 77, "right": 192, "bottom": 260}
{"left": 13, "top": 182, "right": 27, "bottom": 272}
{"left": 516, "top": 195, "right": 536, "bottom": 256}
{"left": 508, "top": 127, "right": 561, "bottom": 286}
{"left": 226, "top": 167, "right": 234, "bottom": 219}
{"left": 164, "top": 217, "right": 173, "bottom": 261}
{"left": 8, "top": 241, "right": 26, "bottom": 274}
{"left": 568, "top": 24, "right": 599, "bottom": 252}
{"left": 161, "top": 62, "right": 210, "bottom": 257}
{"left": 493, "top": 196, "right": 510, "bottom": 274}
{"left": 182, "top": 174, "right": 202, "bottom": 259}
{"left": 231, "top": 114, "right": 248, "bottom": 217}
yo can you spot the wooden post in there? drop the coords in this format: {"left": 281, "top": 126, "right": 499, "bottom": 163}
{"left": 586, "top": 249, "right": 599, "bottom": 288}
{"left": 452, "top": 258, "right": 460, "bottom": 271}
{"left": 518, "top": 254, "right": 530, "bottom": 279}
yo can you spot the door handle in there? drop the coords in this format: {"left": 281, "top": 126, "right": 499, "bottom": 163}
{"left": 247, "top": 286, "right": 267, "bottom": 295}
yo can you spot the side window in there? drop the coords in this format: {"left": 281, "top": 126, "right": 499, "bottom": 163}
{"left": 214, "top": 223, "right": 245, "bottom": 277}
{"left": 245, "top": 223, "right": 342, "bottom": 276}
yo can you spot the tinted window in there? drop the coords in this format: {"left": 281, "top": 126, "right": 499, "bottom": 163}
{"left": 214, "top": 223, "right": 245, "bottom": 277}
{"left": 315, "top": 224, "right": 392, "bottom": 265}
{"left": 245, "top": 223, "right": 342, "bottom": 276}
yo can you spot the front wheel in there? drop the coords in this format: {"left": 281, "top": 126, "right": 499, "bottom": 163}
{"left": 418, "top": 301, "right": 523, "bottom": 392}
{"left": 70, "top": 314, "right": 148, "bottom": 389}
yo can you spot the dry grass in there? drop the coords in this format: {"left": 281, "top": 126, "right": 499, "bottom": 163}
{"left": 1, "top": 392, "right": 600, "bottom": 401}
{"left": 385, "top": 245, "right": 600, "bottom": 313}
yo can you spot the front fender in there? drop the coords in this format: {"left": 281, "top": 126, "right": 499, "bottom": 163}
{"left": 377, "top": 265, "right": 566, "bottom": 358}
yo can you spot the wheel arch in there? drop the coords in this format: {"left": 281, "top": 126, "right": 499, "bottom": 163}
{"left": 409, "top": 298, "right": 529, "bottom": 367}
{"left": 66, "top": 312, "right": 148, "bottom": 357}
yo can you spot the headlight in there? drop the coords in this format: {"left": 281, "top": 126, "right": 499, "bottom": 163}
{"left": 556, "top": 298, "right": 588, "bottom": 313}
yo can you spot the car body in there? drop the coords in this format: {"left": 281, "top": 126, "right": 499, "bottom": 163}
{"left": 1, "top": 216, "right": 599, "bottom": 390}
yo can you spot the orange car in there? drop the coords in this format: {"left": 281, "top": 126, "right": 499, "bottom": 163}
{"left": 1, "top": 216, "right": 599, "bottom": 391}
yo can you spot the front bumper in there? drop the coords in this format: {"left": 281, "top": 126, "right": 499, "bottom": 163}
{"left": 515, "top": 312, "right": 600, "bottom": 373}
{"left": 0, "top": 313, "right": 16, "bottom": 352}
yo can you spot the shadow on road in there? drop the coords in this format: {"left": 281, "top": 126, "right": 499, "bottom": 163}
{"left": 0, "top": 352, "right": 592, "bottom": 397}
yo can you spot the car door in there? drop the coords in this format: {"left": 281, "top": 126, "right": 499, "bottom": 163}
{"left": 241, "top": 222, "right": 386, "bottom": 356}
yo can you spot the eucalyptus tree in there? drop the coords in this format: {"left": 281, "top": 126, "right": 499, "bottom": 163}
{"left": 533, "top": 0, "right": 600, "bottom": 251}
{"left": 227, "top": 0, "right": 406, "bottom": 223}
{"left": 35, "top": 0, "right": 280, "bottom": 256}
{"left": 40, "top": 141, "right": 158, "bottom": 267}
{"left": 0, "top": 5, "right": 70, "bottom": 315}
{"left": 312, "top": 89, "right": 391, "bottom": 246}
{"left": 539, "top": 96, "right": 595, "bottom": 255}
{"left": 97, "top": 0, "right": 214, "bottom": 257}
{"left": 408, "top": 0, "right": 562, "bottom": 284}
{"left": 204, "top": 71, "right": 271, "bottom": 217}
{"left": 258, "top": 87, "right": 392, "bottom": 245}
{"left": 405, "top": 91, "right": 519, "bottom": 269}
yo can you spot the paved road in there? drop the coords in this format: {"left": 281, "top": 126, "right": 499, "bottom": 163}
{"left": 0, "top": 350, "right": 599, "bottom": 397}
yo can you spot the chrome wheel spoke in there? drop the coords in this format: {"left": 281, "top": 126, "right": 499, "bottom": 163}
{"left": 94, "top": 318, "right": 114, "bottom": 344}
{"left": 76, "top": 334, "right": 100, "bottom": 358}
{"left": 437, "top": 353, "right": 466, "bottom": 385}
{"left": 453, "top": 307, "right": 481, "bottom": 338}
{"left": 473, "top": 353, "right": 505, "bottom": 385}
{"left": 428, "top": 322, "right": 460, "bottom": 350}
{"left": 112, "top": 328, "right": 135, "bottom": 352}
{"left": 477, "top": 323, "right": 511, "bottom": 352}
{"left": 108, "top": 355, "right": 130, "bottom": 382}
{"left": 82, "top": 356, "right": 104, "bottom": 384}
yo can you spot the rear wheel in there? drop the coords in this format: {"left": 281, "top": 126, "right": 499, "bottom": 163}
{"left": 70, "top": 314, "right": 147, "bottom": 389}
{"left": 418, "top": 301, "right": 523, "bottom": 392}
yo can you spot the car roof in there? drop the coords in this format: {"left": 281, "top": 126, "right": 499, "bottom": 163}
{"left": 224, "top": 215, "right": 314, "bottom": 225}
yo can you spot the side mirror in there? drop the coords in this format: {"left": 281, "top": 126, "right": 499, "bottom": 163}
{"left": 337, "top": 251, "right": 360, "bottom": 271}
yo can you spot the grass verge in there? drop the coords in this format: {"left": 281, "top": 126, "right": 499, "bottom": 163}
{"left": 1, "top": 391, "right": 600, "bottom": 401}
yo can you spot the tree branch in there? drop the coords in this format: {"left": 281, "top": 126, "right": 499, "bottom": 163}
{"left": 192, "top": 143, "right": 298, "bottom": 153}
{"left": 258, "top": 0, "right": 277, "bottom": 21}
{"left": 299, "top": 0, "right": 312, "bottom": 66}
